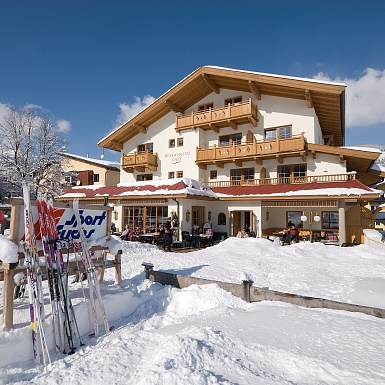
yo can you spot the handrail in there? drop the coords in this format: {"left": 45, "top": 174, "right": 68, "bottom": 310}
{"left": 206, "top": 173, "right": 356, "bottom": 187}
{"left": 196, "top": 134, "right": 306, "bottom": 162}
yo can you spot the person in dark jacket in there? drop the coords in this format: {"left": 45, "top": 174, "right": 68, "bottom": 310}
{"left": 289, "top": 225, "right": 299, "bottom": 243}
{"left": 163, "top": 217, "right": 173, "bottom": 251}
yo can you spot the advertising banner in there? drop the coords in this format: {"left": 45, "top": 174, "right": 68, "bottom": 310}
{"left": 19, "top": 206, "right": 108, "bottom": 244}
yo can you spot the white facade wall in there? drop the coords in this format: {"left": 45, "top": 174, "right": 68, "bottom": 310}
{"left": 119, "top": 88, "right": 332, "bottom": 185}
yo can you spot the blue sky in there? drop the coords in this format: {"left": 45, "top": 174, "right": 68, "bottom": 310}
{"left": 1, "top": 0, "right": 385, "bottom": 162}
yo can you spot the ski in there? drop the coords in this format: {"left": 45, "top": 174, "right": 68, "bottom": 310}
{"left": 37, "top": 195, "right": 80, "bottom": 354}
{"left": 72, "top": 198, "right": 110, "bottom": 336}
{"left": 36, "top": 196, "right": 65, "bottom": 353}
{"left": 44, "top": 197, "right": 80, "bottom": 352}
{"left": 22, "top": 184, "right": 51, "bottom": 368}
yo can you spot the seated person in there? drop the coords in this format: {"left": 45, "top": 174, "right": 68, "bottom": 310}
{"left": 236, "top": 228, "right": 249, "bottom": 238}
{"left": 289, "top": 225, "right": 299, "bottom": 242}
{"left": 205, "top": 227, "right": 213, "bottom": 237}
{"left": 133, "top": 226, "right": 142, "bottom": 241}
{"left": 120, "top": 224, "right": 131, "bottom": 240}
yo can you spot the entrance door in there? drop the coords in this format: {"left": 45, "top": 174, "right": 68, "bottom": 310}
{"left": 230, "top": 210, "right": 253, "bottom": 236}
{"left": 192, "top": 206, "right": 205, "bottom": 232}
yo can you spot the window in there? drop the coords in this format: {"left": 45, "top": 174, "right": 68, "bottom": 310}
{"left": 219, "top": 133, "right": 242, "bottom": 146}
{"left": 93, "top": 174, "right": 100, "bottom": 183}
{"left": 210, "top": 170, "right": 217, "bottom": 179}
{"left": 278, "top": 164, "right": 306, "bottom": 183}
{"left": 265, "top": 125, "right": 292, "bottom": 141}
{"left": 225, "top": 96, "right": 242, "bottom": 105}
{"left": 177, "top": 170, "right": 183, "bottom": 178}
{"left": 286, "top": 211, "right": 303, "bottom": 228}
{"left": 123, "top": 206, "right": 168, "bottom": 233}
{"left": 177, "top": 138, "right": 184, "bottom": 147}
{"left": 322, "top": 212, "right": 339, "bottom": 229}
{"left": 169, "top": 139, "right": 175, "bottom": 148}
{"left": 198, "top": 102, "right": 213, "bottom": 111}
{"left": 137, "top": 174, "right": 153, "bottom": 181}
{"left": 168, "top": 171, "right": 175, "bottom": 179}
{"left": 137, "top": 143, "right": 153, "bottom": 153}
{"left": 230, "top": 168, "right": 254, "bottom": 185}
{"left": 218, "top": 212, "right": 226, "bottom": 226}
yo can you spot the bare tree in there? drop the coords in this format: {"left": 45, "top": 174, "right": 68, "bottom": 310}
{"left": 0, "top": 106, "right": 68, "bottom": 199}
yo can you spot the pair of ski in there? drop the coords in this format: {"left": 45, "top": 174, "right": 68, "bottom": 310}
{"left": 22, "top": 184, "right": 51, "bottom": 370}
{"left": 23, "top": 187, "right": 111, "bottom": 368}
{"left": 71, "top": 198, "right": 112, "bottom": 337}
{"left": 36, "top": 194, "right": 82, "bottom": 356}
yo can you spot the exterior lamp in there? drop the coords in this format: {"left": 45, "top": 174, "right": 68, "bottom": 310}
{"left": 185, "top": 210, "right": 190, "bottom": 223}
{"left": 208, "top": 210, "right": 212, "bottom": 221}
{"left": 113, "top": 211, "right": 118, "bottom": 221}
{"left": 301, "top": 210, "right": 321, "bottom": 242}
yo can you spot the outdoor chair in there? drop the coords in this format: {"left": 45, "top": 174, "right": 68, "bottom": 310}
{"left": 182, "top": 231, "right": 192, "bottom": 248}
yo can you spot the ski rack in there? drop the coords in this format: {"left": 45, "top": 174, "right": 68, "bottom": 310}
{"left": 1, "top": 197, "right": 122, "bottom": 329}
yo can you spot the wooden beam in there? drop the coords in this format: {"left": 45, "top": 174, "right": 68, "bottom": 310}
{"left": 202, "top": 74, "right": 220, "bottom": 94}
{"left": 228, "top": 121, "right": 238, "bottom": 130}
{"left": 276, "top": 156, "right": 283, "bottom": 164}
{"left": 323, "top": 134, "right": 335, "bottom": 146}
{"left": 248, "top": 80, "right": 261, "bottom": 100}
{"left": 248, "top": 116, "right": 258, "bottom": 127}
{"left": 208, "top": 123, "right": 219, "bottom": 133}
{"left": 235, "top": 160, "right": 242, "bottom": 167}
{"left": 301, "top": 152, "right": 307, "bottom": 162}
{"left": 135, "top": 166, "right": 145, "bottom": 172}
{"left": 197, "top": 163, "right": 207, "bottom": 170}
{"left": 255, "top": 158, "right": 263, "bottom": 165}
{"left": 311, "top": 150, "right": 316, "bottom": 159}
{"left": 340, "top": 155, "right": 344, "bottom": 164}
{"left": 110, "top": 140, "right": 123, "bottom": 150}
{"left": 165, "top": 99, "right": 184, "bottom": 113}
{"left": 214, "top": 161, "right": 224, "bottom": 168}
{"left": 305, "top": 90, "right": 313, "bottom": 108}
{"left": 133, "top": 123, "right": 146, "bottom": 134}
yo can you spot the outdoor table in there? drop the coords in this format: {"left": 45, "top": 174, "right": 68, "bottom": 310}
{"left": 139, "top": 233, "right": 161, "bottom": 244}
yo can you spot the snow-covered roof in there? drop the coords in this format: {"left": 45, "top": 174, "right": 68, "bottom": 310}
{"left": 61, "top": 152, "right": 121, "bottom": 170}
{"left": 57, "top": 178, "right": 218, "bottom": 200}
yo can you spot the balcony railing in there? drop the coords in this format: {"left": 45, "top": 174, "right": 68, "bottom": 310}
{"left": 196, "top": 134, "right": 306, "bottom": 167}
{"left": 175, "top": 98, "right": 258, "bottom": 132}
{"left": 122, "top": 151, "right": 158, "bottom": 173}
{"left": 206, "top": 173, "right": 356, "bottom": 188}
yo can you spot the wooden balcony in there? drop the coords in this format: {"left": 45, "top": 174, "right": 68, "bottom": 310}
{"left": 196, "top": 134, "right": 307, "bottom": 169}
{"left": 122, "top": 151, "right": 158, "bottom": 173}
{"left": 175, "top": 98, "right": 258, "bottom": 132}
{"left": 206, "top": 172, "right": 356, "bottom": 188}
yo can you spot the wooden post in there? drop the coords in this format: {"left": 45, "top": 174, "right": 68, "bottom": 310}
{"left": 114, "top": 250, "right": 122, "bottom": 286}
{"left": 2, "top": 263, "right": 17, "bottom": 328}
{"left": 242, "top": 280, "right": 253, "bottom": 303}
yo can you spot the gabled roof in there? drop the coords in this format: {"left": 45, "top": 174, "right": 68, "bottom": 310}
{"left": 61, "top": 152, "right": 121, "bottom": 171}
{"left": 307, "top": 144, "right": 381, "bottom": 184}
{"left": 56, "top": 178, "right": 218, "bottom": 201}
{"left": 98, "top": 66, "right": 346, "bottom": 150}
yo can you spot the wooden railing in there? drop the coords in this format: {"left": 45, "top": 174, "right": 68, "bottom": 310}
{"left": 122, "top": 151, "right": 158, "bottom": 172}
{"left": 206, "top": 173, "right": 356, "bottom": 187}
{"left": 175, "top": 98, "right": 258, "bottom": 131}
{"left": 196, "top": 134, "right": 306, "bottom": 164}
